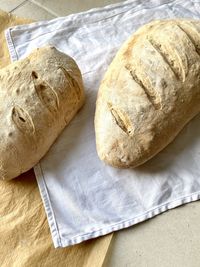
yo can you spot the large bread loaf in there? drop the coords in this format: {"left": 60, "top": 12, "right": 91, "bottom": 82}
{"left": 95, "top": 19, "right": 200, "bottom": 168}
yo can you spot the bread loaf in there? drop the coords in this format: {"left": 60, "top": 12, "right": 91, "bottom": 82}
{"left": 0, "top": 46, "right": 85, "bottom": 180}
{"left": 95, "top": 19, "right": 200, "bottom": 168}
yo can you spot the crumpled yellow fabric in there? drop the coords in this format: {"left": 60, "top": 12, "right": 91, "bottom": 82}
{"left": 0, "top": 10, "right": 112, "bottom": 267}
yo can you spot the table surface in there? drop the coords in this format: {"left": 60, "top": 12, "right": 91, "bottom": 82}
{"left": 1, "top": 1, "right": 200, "bottom": 267}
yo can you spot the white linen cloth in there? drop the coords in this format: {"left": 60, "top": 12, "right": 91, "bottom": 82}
{"left": 5, "top": 0, "right": 200, "bottom": 248}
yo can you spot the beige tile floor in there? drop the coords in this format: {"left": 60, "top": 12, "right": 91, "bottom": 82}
{"left": 1, "top": 0, "right": 200, "bottom": 266}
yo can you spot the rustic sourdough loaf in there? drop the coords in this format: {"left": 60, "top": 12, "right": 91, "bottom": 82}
{"left": 95, "top": 19, "right": 200, "bottom": 168}
{"left": 0, "top": 46, "right": 85, "bottom": 180}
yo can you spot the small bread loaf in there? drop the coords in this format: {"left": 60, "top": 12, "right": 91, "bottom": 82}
{"left": 95, "top": 19, "right": 200, "bottom": 168}
{"left": 0, "top": 46, "right": 85, "bottom": 180}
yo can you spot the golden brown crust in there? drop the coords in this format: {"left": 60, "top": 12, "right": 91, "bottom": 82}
{"left": 0, "top": 46, "right": 85, "bottom": 180}
{"left": 95, "top": 19, "right": 200, "bottom": 168}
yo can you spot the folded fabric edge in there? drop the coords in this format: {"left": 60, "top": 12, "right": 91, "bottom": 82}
{"left": 34, "top": 163, "right": 62, "bottom": 248}
{"left": 2, "top": 0, "right": 137, "bottom": 32}
{"left": 4, "top": 28, "right": 18, "bottom": 62}
{"left": 4, "top": 0, "right": 179, "bottom": 47}
{"left": 59, "top": 193, "right": 200, "bottom": 247}
{"left": 34, "top": 162, "right": 200, "bottom": 248}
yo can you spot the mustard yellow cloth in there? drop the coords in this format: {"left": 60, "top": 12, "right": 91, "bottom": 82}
{"left": 0, "top": 10, "right": 112, "bottom": 267}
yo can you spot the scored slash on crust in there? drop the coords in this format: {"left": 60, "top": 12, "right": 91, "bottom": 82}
{"left": 176, "top": 24, "right": 200, "bottom": 56}
{"left": 147, "top": 37, "right": 181, "bottom": 80}
{"left": 12, "top": 105, "right": 35, "bottom": 135}
{"left": 125, "top": 64, "right": 162, "bottom": 110}
{"left": 107, "top": 102, "right": 134, "bottom": 137}
{"left": 58, "top": 66, "right": 81, "bottom": 102}
{"left": 31, "top": 71, "right": 59, "bottom": 114}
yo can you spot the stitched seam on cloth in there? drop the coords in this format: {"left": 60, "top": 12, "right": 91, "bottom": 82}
{"left": 60, "top": 192, "right": 200, "bottom": 246}
{"left": 7, "top": 9, "right": 138, "bottom": 43}
{"left": 34, "top": 163, "right": 62, "bottom": 247}
{"left": 3, "top": 0, "right": 142, "bottom": 30}
{"left": 4, "top": 29, "right": 18, "bottom": 62}
{"left": 6, "top": 0, "right": 184, "bottom": 44}
{"left": 63, "top": 191, "right": 200, "bottom": 237}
